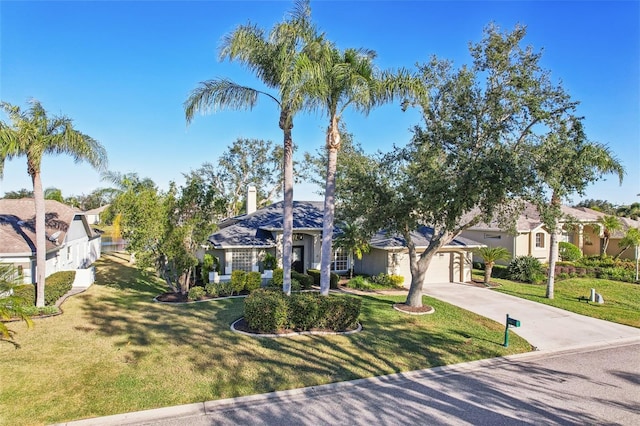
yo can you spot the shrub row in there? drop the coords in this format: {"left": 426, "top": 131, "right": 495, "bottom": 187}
{"left": 244, "top": 289, "right": 361, "bottom": 333}
{"left": 553, "top": 265, "right": 637, "bottom": 283}
{"left": 12, "top": 271, "right": 75, "bottom": 306}
{"left": 346, "top": 274, "right": 405, "bottom": 290}
{"left": 268, "top": 269, "right": 314, "bottom": 291}
{"left": 306, "top": 269, "right": 340, "bottom": 289}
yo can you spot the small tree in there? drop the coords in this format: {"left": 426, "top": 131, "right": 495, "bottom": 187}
{"left": 474, "top": 246, "right": 511, "bottom": 285}
{"left": 334, "top": 222, "right": 370, "bottom": 279}
{"left": 0, "top": 264, "right": 33, "bottom": 347}
{"left": 615, "top": 227, "right": 640, "bottom": 259}
{"left": 599, "top": 215, "right": 623, "bottom": 256}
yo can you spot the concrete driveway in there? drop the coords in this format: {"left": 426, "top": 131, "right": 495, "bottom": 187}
{"left": 423, "top": 282, "right": 640, "bottom": 351}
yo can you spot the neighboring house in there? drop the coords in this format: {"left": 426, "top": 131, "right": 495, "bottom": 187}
{"left": 461, "top": 203, "right": 640, "bottom": 262}
{"left": 207, "top": 192, "right": 483, "bottom": 288}
{"left": 0, "top": 198, "right": 101, "bottom": 284}
{"left": 84, "top": 204, "right": 110, "bottom": 225}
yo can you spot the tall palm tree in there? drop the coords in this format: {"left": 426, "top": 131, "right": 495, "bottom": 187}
{"left": 599, "top": 215, "right": 623, "bottom": 256}
{"left": 303, "top": 43, "right": 420, "bottom": 295}
{"left": 535, "top": 116, "right": 624, "bottom": 299}
{"left": 184, "top": 0, "right": 316, "bottom": 295}
{"left": 474, "top": 246, "right": 511, "bottom": 285}
{"left": 0, "top": 99, "right": 107, "bottom": 307}
{"left": 334, "top": 221, "right": 370, "bottom": 279}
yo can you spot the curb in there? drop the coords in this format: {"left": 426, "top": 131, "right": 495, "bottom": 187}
{"left": 57, "top": 335, "right": 640, "bottom": 426}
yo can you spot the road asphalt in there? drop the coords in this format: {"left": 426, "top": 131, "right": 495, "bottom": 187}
{"left": 57, "top": 282, "right": 640, "bottom": 426}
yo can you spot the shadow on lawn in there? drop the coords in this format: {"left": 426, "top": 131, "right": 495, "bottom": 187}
{"left": 78, "top": 254, "right": 527, "bottom": 401}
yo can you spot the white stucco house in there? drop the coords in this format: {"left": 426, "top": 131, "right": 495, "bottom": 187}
{"left": 0, "top": 198, "right": 101, "bottom": 285}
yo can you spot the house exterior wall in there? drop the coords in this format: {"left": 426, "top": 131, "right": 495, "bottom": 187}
{"left": 461, "top": 230, "right": 513, "bottom": 264}
{"left": 582, "top": 225, "right": 602, "bottom": 256}
{"left": 353, "top": 248, "right": 388, "bottom": 277}
{"left": 0, "top": 257, "right": 33, "bottom": 284}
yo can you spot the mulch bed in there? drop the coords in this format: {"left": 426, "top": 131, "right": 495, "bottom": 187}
{"left": 155, "top": 291, "right": 248, "bottom": 303}
{"left": 392, "top": 303, "right": 435, "bottom": 314}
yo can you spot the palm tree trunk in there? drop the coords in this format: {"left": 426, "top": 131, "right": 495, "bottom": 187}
{"left": 281, "top": 114, "right": 294, "bottom": 296}
{"left": 484, "top": 262, "right": 494, "bottom": 285}
{"left": 32, "top": 170, "right": 47, "bottom": 307}
{"left": 320, "top": 146, "right": 338, "bottom": 296}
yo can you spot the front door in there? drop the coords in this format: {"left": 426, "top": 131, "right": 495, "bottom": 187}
{"left": 292, "top": 246, "right": 304, "bottom": 273}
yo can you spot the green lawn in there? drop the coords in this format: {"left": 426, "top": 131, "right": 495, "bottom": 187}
{"left": 1, "top": 254, "right": 530, "bottom": 426}
{"left": 478, "top": 272, "right": 640, "bottom": 328}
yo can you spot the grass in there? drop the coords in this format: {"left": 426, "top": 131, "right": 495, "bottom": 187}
{"left": 1, "top": 253, "right": 530, "bottom": 426}
{"left": 474, "top": 271, "right": 640, "bottom": 328}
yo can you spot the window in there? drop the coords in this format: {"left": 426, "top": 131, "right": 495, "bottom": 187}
{"left": 331, "top": 247, "right": 348, "bottom": 271}
{"left": 535, "top": 232, "right": 545, "bottom": 248}
{"left": 232, "top": 249, "right": 253, "bottom": 272}
{"left": 484, "top": 233, "right": 502, "bottom": 240}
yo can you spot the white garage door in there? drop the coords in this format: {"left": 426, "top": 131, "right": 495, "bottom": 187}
{"left": 423, "top": 252, "right": 452, "bottom": 285}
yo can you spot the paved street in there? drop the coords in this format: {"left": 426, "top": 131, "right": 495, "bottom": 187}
{"left": 65, "top": 340, "right": 640, "bottom": 426}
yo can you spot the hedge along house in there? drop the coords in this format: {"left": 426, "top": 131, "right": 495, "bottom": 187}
{"left": 460, "top": 203, "right": 640, "bottom": 263}
{"left": 0, "top": 198, "right": 101, "bottom": 285}
{"left": 206, "top": 188, "right": 484, "bottom": 286}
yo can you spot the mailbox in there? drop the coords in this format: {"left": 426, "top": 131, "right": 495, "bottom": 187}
{"left": 504, "top": 314, "right": 521, "bottom": 347}
{"left": 507, "top": 317, "right": 521, "bottom": 327}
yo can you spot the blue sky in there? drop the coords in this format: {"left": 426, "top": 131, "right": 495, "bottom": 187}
{"left": 1, "top": 1, "right": 638, "bottom": 206}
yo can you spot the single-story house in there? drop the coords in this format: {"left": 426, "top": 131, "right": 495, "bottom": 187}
{"left": 206, "top": 192, "right": 483, "bottom": 288}
{"left": 461, "top": 203, "right": 640, "bottom": 262}
{"left": 0, "top": 198, "right": 101, "bottom": 284}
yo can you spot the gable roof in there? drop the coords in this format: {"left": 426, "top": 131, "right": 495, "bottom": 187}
{"left": 209, "top": 201, "right": 483, "bottom": 250}
{"left": 370, "top": 226, "right": 484, "bottom": 250}
{"left": 210, "top": 201, "right": 325, "bottom": 249}
{"left": 0, "top": 198, "right": 85, "bottom": 255}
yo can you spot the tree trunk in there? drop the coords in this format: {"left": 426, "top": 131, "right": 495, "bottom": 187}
{"left": 405, "top": 243, "right": 431, "bottom": 307}
{"left": 281, "top": 112, "right": 294, "bottom": 295}
{"left": 546, "top": 194, "right": 561, "bottom": 300}
{"left": 320, "top": 118, "right": 341, "bottom": 296}
{"left": 32, "top": 170, "right": 47, "bottom": 307}
{"left": 484, "top": 262, "right": 494, "bottom": 285}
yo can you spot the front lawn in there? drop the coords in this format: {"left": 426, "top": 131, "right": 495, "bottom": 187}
{"left": 0, "top": 253, "right": 530, "bottom": 426}
{"left": 481, "top": 273, "right": 640, "bottom": 328}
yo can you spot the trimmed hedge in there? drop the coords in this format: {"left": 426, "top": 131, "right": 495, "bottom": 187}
{"left": 559, "top": 242, "right": 582, "bottom": 262}
{"left": 245, "top": 271, "right": 262, "bottom": 292}
{"left": 292, "top": 271, "right": 313, "bottom": 289}
{"left": 243, "top": 290, "right": 361, "bottom": 333}
{"left": 306, "top": 269, "right": 340, "bottom": 289}
{"left": 13, "top": 271, "right": 75, "bottom": 306}
{"left": 231, "top": 270, "right": 247, "bottom": 295}
{"left": 244, "top": 289, "right": 289, "bottom": 333}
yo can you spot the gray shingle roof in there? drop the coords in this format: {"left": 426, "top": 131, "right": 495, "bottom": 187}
{"left": 370, "top": 226, "right": 484, "bottom": 250}
{"left": 210, "top": 201, "right": 483, "bottom": 250}
{"left": 209, "top": 201, "right": 325, "bottom": 249}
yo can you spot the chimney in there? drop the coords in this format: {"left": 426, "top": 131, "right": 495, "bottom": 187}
{"left": 247, "top": 185, "right": 257, "bottom": 214}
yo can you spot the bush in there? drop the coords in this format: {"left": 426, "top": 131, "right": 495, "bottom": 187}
{"left": 204, "top": 282, "right": 219, "bottom": 297}
{"left": 263, "top": 252, "right": 277, "bottom": 270}
{"left": 491, "top": 265, "right": 509, "bottom": 279}
{"left": 266, "top": 278, "right": 301, "bottom": 292}
{"left": 187, "top": 286, "right": 206, "bottom": 301}
{"left": 201, "top": 254, "right": 215, "bottom": 282}
{"left": 306, "top": 269, "right": 339, "bottom": 289}
{"left": 244, "top": 289, "right": 289, "bottom": 333}
{"left": 370, "top": 273, "right": 404, "bottom": 288}
{"left": 13, "top": 285, "right": 35, "bottom": 305}
{"left": 245, "top": 271, "right": 262, "bottom": 293}
{"left": 292, "top": 271, "right": 314, "bottom": 289}
{"left": 347, "top": 276, "right": 373, "bottom": 290}
{"left": 287, "top": 292, "right": 320, "bottom": 331}
{"left": 20, "top": 305, "right": 59, "bottom": 316}
{"left": 307, "top": 269, "right": 320, "bottom": 285}
{"left": 270, "top": 268, "right": 284, "bottom": 286}
{"left": 559, "top": 242, "right": 582, "bottom": 262}
{"left": 216, "top": 281, "right": 234, "bottom": 297}
{"left": 231, "top": 270, "right": 247, "bottom": 295}
{"left": 318, "top": 295, "right": 362, "bottom": 331}
{"left": 507, "top": 256, "right": 545, "bottom": 284}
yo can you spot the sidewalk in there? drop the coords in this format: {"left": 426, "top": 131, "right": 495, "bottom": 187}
{"left": 423, "top": 281, "right": 640, "bottom": 351}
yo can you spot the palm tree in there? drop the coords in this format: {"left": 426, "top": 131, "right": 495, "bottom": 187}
{"left": 615, "top": 227, "right": 640, "bottom": 259}
{"left": 0, "top": 99, "right": 107, "bottom": 307}
{"left": 0, "top": 264, "right": 33, "bottom": 347}
{"left": 474, "top": 246, "right": 511, "bottom": 285}
{"left": 535, "top": 116, "right": 624, "bottom": 299}
{"left": 599, "top": 215, "right": 623, "bottom": 256}
{"left": 303, "top": 43, "right": 420, "bottom": 295}
{"left": 334, "top": 222, "right": 370, "bottom": 279}
{"left": 184, "top": 0, "right": 316, "bottom": 296}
